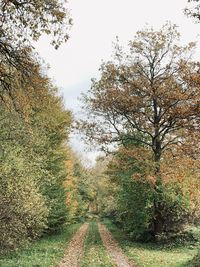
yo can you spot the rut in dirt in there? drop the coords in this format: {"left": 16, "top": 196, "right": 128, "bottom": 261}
{"left": 58, "top": 223, "right": 88, "bottom": 267}
{"left": 98, "top": 223, "right": 136, "bottom": 267}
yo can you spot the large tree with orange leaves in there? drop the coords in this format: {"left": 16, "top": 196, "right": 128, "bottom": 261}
{"left": 79, "top": 23, "right": 200, "bottom": 238}
{"left": 80, "top": 23, "right": 200, "bottom": 173}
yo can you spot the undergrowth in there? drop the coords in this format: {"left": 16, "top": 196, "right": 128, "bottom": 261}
{"left": 0, "top": 223, "right": 80, "bottom": 267}
{"left": 103, "top": 219, "right": 199, "bottom": 267}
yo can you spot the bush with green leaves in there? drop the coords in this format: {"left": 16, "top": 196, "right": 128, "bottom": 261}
{"left": 0, "top": 146, "right": 48, "bottom": 251}
{"left": 154, "top": 182, "right": 191, "bottom": 239}
{"left": 107, "top": 145, "right": 195, "bottom": 242}
{"left": 116, "top": 177, "right": 154, "bottom": 241}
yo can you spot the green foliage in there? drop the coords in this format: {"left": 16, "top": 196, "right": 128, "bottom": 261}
{"left": 0, "top": 0, "right": 73, "bottom": 253}
{"left": 116, "top": 178, "right": 154, "bottom": 241}
{"left": 154, "top": 183, "right": 191, "bottom": 238}
{"left": 0, "top": 145, "right": 48, "bottom": 250}
{"left": 74, "top": 156, "right": 117, "bottom": 220}
{"left": 107, "top": 149, "right": 154, "bottom": 240}
{"left": 0, "top": 60, "right": 72, "bottom": 250}
{"left": 44, "top": 184, "right": 68, "bottom": 233}
{"left": 32, "top": 92, "right": 72, "bottom": 233}
{"left": 69, "top": 160, "right": 91, "bottom": 221}
{"left": 106, "top": 145, "right": 196, "bottom": 241}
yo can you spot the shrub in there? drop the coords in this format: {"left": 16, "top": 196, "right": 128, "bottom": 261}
{"left": 0, "top": 148, "right": 48, "bottom": 251}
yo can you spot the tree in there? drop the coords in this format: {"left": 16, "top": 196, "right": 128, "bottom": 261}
{"left": 185, "top": 0, "right": 200, "bottom": 22}
{"left": 106, "top": 144, "right": 156, "bottom": 241}
{"left": 30, "top": 80, "right": 72, "bottom": 233}
{"left": 106, "top": 142, "right": 200, "bottom": 241}
{"left": 0, "top": 102, "right": 49, "bottom": 251}
{"left": 88, "top": 156, "right": 117, "bottom": 217}
{"left": 0, "top": 0, "right": 71, "bottom": 48}
{"left": 0, "top": 57, "right": 73, "bottom": 249}
{"left": 0, "top": 0, "right": 74, "bottom": 251}
{"left": 78, "top": 23, "right": 200, "bottom": 238}
{"left": 0, "top": 0, "right": 72, "bottom": 110}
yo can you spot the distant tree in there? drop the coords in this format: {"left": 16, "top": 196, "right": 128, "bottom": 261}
{"left": 78, "top": 23, "right": 200, "bottom": 238}
{"left": 89, "top": 156, "right": 117, "bottom": 217}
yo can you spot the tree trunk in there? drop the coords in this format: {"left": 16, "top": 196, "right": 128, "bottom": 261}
{"left": 152, "top": 142, "right": 164, "bottom": 241}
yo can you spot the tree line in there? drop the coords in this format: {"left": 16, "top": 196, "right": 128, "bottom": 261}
{"left": 0, "top": 0, "right": 87, "bottom": 251}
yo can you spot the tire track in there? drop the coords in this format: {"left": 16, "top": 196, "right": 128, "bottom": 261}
{"left": 58, "top": 223, "right": 88, "bottom": 267}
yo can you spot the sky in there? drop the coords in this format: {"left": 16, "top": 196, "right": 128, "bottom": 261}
{"left": 35, "top": 0, "right": 200, "bottom": 165}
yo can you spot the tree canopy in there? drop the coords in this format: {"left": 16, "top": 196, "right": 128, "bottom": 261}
{"left": 78, "top": 23, "right": 200, "bottom": 239}
{"left": 185, "top": 0, "right": 200, "bottom": 22}
{"left": 0, "top": 0, "right": 71, "bottom": 48}
{"left": 79, "top": 23, "right": 200, "bottom": 172}
{"left": 0, "top": 0, "right": 71, "bottom": 112}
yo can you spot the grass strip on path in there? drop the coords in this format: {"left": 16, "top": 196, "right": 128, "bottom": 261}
{"left": 0, "top": 223, "right": 81, "bottom": 267}
{"left": 81, "top": 221, "right": 114, "bottom": 267}
{"left": 98, "top": 223, "right": 136, "bottom": 267}
{"left": 104, "top": 220, "right": 198, "bottom": 267}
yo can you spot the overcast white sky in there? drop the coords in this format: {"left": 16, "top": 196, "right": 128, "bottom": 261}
{"left": 35, "top": 0, "right": 199, "bottom": 165}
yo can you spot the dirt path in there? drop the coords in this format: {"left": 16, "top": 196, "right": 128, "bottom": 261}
{"left": 58, "top": 223, "right": 88, "bottom": 267}
{"left": 98, "top": 223, "right": 136, "bottom": 267}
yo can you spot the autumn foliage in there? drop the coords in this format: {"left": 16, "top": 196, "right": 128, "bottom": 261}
{"left": 0, "top": 0, "right": 74, "bottom": 251}
{"left": 78, "top": 23, "right": 200, "bottom": 240}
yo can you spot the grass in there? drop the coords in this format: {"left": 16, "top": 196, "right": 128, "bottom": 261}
{"left": 81, "top": 221, "right": 114, "bottom": 267}
{"left": 0, "top": 223, "right": 80, "bottom": 267}
{"left": 1, "top": 220, "right": 198, "bottom": 267}
{"left": 104, "top": 220, "right": 199, "bottom": 267}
